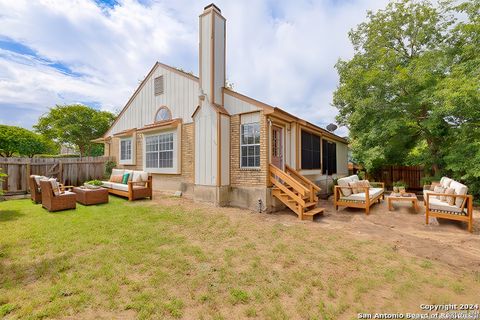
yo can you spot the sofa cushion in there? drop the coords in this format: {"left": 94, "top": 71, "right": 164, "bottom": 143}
{"left": 111, "top": 168, "right": 124, "bottom": 177}
{"left": 349, "top": 180, "right": 369, "bottom": 194}
{"left": 337, "top": 176, "right": 353, "bottom": 197}
{"left": 132, "top": 171, "right": 148, "bottom": 183}
{"left": 423, "top": 189, "right": 434, "bottom": 200}
{"left": 110, "top": 182, "right": 129, "bottom": 192}
{"left": 101, "top": 181, "right": 112, "bottom": 188}
{"left": 349, "top": 175, "right": 359, "bottom": 182}
{"left": 340, "top": 187, "right": 383, "bottom": 202}
{"left": 450, "top": 180, "right": 468, "bottom": 208}
{"left": 433, "top": 186, "right": 445, "bottom": 199}
{"left": 440, "top": 177, "right": 453, "bottom": 189}
{"left": 428, "top": 197, "right": 466, "bottom": 215}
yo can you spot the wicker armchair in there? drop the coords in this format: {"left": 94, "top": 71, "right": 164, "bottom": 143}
{"left": 40, "top": 180, "right": 76, "bottom": 212}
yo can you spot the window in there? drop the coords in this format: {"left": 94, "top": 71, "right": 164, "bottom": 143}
{"left": 119, "top": 137, "right": 133, "bottom": 164}
{"left": 240, "top": 122, "right": 260, "bottom": 168}
{"left": 322, "top": 139, "right": 337, "bottom": 175}
{"left": 154, "top": 76, "right": 164, "bottom": 95}
{"left": 301, "top": 130, "right": 321, "bottom": 169}
{"left": 144, "top": 129, "right": 179, "bottom": 174}
{"left": 155, "top": 106, "right": 171, "bottom": 122}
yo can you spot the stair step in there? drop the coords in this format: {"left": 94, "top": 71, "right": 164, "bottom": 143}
{"left": 302, "top": 207, "right": 325, "bottom": 221}
{"left": 305, "top": 201, "right": 317, "bottom": 208}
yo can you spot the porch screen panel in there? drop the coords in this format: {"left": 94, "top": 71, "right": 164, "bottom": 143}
{"left": 301, "top": 130, "right": 320, "bottom": 169}
{"left": 322, "top": 140, "right": 337, "bottom": 175}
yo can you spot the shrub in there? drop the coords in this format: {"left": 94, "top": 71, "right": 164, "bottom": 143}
{"left": 104, "top": 160, "right": 116, "bottom": 178}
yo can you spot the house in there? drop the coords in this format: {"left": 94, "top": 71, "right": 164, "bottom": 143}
{"left": 95, "top": 4, "right": 348, "bottom": 218}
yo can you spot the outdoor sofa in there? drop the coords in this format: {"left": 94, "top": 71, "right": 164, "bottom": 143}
{"left": 424, "top": 177, "right": 473, "bottom": 233}
{"left": 334, "top": 175, "right": 385, "bottom": 215}
{"left": 101, "top": 168, "right": 152, "bottom": 201}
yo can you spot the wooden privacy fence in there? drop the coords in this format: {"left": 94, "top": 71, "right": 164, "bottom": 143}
{"left": 379, "top": 165, "right": 426, "bottom": 190}
{"left": 0, "top": 157, "right": 113, "bottom": 195}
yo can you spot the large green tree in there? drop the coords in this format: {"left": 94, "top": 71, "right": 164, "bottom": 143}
{"left": 333, "top": 0, "right": 479, "bottom": 177}
{"left": 0, "top": 125, "right": 56, "bottom": 157}
{"left": 35, "top": 104, "right": 115, "bottom": 157}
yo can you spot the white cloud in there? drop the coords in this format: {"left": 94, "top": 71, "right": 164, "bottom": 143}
{"left": 0, "top": 0, "right": 390, "bottom": 135}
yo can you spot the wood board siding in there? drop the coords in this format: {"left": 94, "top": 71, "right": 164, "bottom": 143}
{"left": 194, "top": 104, "right": 218, "bottom": 186}
{"left": 107, "top": 64, "right": 199, "bottom": 136}
{"left": 223, "top": 92, "right": 261, "bottom": 115}
{"left": 200, "top": 13, "right": 212, "bottom": 99}
{"left": 220, "top": 114, "right": 230, "bottom": 186}
{"left": 213, "top": 14, "right": 225, "bottom": 104}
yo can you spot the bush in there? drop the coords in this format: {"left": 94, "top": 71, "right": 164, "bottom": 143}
{"left": 104, "top": 160, "right": 116, "bottom": 178}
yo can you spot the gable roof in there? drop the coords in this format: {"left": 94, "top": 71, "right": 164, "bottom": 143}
{"left": 103, "top": 61, "right": 199, "bottom": 138}
{"left": 102, "top": 61, "right": 346, "bottom": 144}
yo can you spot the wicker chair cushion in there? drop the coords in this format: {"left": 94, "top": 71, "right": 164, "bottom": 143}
{"left": 48, "top": 178, "right": 61, "bottom": 196}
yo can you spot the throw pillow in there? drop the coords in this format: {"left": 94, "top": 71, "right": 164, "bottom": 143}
{"left": 433, "top": 186, "right": 445, "bottom": 200}
{"left": 110, "top": 175, "right": 123, "bottom": 183}
{"left": 122, "top": 173, "right": 130, "bottom": 184}
{"left": 445, "top": 188, "right": 455, "bottom": 206}
{"left": 349, "top": 181, "right": 367, "bottom": 194}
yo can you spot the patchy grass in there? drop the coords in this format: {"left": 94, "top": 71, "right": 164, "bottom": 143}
{"left": 0, "top": 197, "right": 479, "bottom": 319}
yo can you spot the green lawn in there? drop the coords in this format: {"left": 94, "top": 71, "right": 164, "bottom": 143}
{"left": 0, "top": 197, "right": 479, "bottom": 319}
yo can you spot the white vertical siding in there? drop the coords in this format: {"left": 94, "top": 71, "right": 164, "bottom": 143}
{"left": 200, "top": 13, "right": 212, "bottom": 97}
{"left": 223, "top": 93, "right": 261, "bottom": 115}
{"left": 194, "top": 104, "right": 218, "bottom": 186}
{"left": 107, "top": 64, "right": 199, "bottom": 136}
{"left": 220, "top": 115, "right": 230, "bottom": 186}
{"left": 213, "top": 15, "right": 225, "bottom": 104}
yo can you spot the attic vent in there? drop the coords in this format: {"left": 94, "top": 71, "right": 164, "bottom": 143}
{"left": 154, "top": 76, "right": 164, "bottom": 95}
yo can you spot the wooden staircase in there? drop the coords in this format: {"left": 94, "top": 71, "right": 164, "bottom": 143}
{"left": 269, "top": 164, "right": 324, "bottom": 221}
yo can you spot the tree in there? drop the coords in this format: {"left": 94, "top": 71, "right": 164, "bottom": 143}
{"left": 333, "top": 0, "right": 461, "bottom": 174}
{"left": 34, "top": 104, "right": 116, "bottom": 157}
{"left": 0, "top": 125, "right": 56, "bottom": 157}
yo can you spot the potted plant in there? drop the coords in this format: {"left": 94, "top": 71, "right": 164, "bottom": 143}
{"left": 84, "top": 180, "right": 103, "bottom": 189}
{"left": 393, "top": 181, "right": 408, "bottom": 194}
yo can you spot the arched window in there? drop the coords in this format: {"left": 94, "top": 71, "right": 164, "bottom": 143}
{"left": 154, "top": 106, "right": 172, "bottom": 122}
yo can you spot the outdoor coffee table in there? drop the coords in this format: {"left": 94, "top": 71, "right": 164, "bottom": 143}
{"left": 388, "top": 193, "right": 419, "bottom": 212}
{"left": 72, "top": 187, "right": 109, "bottom": 205}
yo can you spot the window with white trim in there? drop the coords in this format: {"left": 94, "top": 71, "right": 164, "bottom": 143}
{"left": 144, "top": 129, "right": 179, "bottom": 174}
{"left": 240, "top": 122, "right": 260, "bottom": 168}
{"left": 119, "top": 137, "right": 133, "bottom": 164}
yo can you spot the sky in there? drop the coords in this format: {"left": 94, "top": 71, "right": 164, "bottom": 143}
{"left": 0, "top": 0, "right": 391, "bottom": 137}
